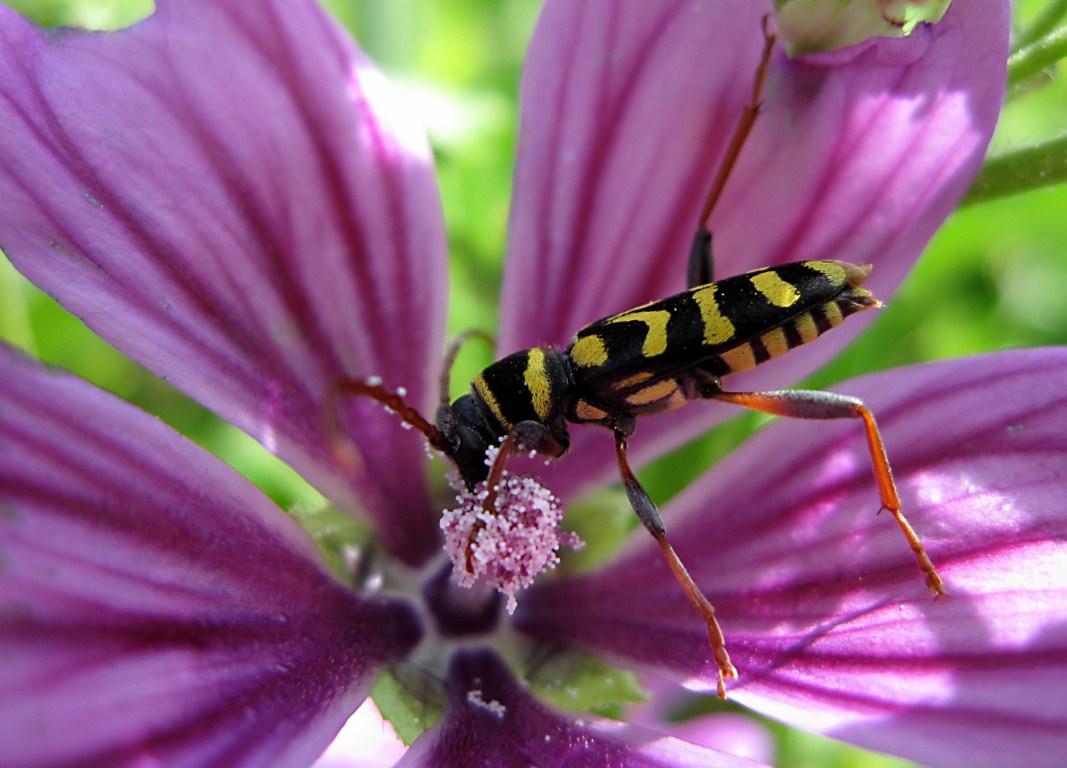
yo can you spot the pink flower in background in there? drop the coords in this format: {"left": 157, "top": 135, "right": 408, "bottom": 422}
{"left": 3, "top": 1, "right": 1065, "bottom": 766}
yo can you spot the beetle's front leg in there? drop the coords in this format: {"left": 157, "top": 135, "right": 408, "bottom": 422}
{"left": 465, "top": 421, "right": 568, "bottom": 572}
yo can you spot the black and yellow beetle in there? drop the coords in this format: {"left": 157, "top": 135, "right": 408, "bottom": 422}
{"left": 337, "top": 23, "right": 943, "bottom": 697}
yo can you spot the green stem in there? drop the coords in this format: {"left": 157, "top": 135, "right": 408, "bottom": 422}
{"left": 1007, "top": 25, "right": 1067, "bottom": 89}
{"left": 961, "top": 133, "right": 1067, "bottom": 206}
{"left": 1015, "top": 0, "right": 1067, "bottom": 51}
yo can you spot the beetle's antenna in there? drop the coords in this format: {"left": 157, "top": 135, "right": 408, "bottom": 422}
{"left": 327, "top": 378, "right": 452, "bottom": 457}
{"left": 439, "top": 330, "right": 495, "bottom": 406}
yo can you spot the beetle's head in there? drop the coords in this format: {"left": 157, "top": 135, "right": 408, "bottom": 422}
{"left": 435, "top": 394, "right": 498, "bottom": 490}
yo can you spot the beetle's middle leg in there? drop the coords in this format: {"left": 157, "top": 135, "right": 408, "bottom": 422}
{"left": 612, "top": 425, "right": 737, "bottom": 698}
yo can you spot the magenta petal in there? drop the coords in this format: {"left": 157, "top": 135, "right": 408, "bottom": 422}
{"left": 0, "top": 0, "right": 447, "bottom": 563}
{"left": 0, "top": 344, "right": 421, "bottom": 768}
{"left": 501, "top": 0, "right": 1007, "bottom": 500}
{"left": 518, "top": 348, "right": 1067, "bottom": 767}
{"left": 397, "top": 649, "right": 769, "bottom": 768}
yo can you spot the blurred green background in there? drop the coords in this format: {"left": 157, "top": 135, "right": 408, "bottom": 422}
{"left": 1, "top": 1, "right": 1065, "bottom": 766}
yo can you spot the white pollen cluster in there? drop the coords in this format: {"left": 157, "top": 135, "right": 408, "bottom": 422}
{"left": 440, "top": 459, "right": 583, "bottom": 614}
{"left": 465, "top": 689, "right": 507, "bottom": 718}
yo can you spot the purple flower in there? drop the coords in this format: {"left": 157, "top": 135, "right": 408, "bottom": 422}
{"left": 2, "top": 0, "right": 1064, "bottom": 766}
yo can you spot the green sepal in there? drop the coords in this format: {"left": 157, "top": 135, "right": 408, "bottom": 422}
{"left": 528, "top": 649, "right": 648, "bottom": 720}
{"left": 774, "top": 0, "right": 950, "bottom": 55}
{"left": 371, "top": 667, "right": 447, "bottom": 747}
{"left": 287, "top": 502, "right": 373, "bottom": 583}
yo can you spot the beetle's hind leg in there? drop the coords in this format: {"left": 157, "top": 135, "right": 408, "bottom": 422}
{"left": 709, "top": 387, "right": 945, "bottom": 597}
{"left": 687, "top": 228, "right": 715, "bottom": 290}
{"left": 687, "top": 17, "right": 777, "bottom": 289}
{"left": 613, "top": 428, "right": 737, "bottom": 698}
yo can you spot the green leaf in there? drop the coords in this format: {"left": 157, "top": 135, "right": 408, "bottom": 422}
{"left": 5, "top": 0, "right": 152, "bottom": 29}
{"left": 558, "top": 488, "right": 636, "bottom": 573}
